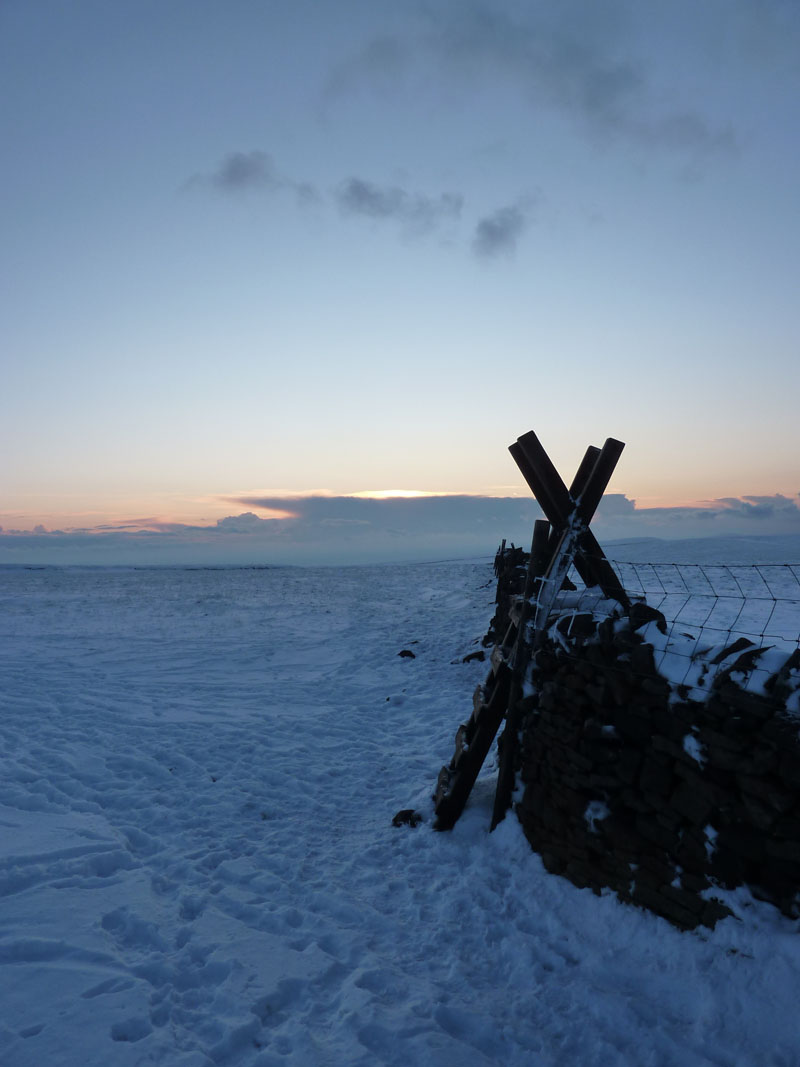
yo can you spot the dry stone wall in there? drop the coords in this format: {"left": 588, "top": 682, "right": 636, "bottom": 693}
{"left": 501, "top": 571, "right": 800, "bottom": 929}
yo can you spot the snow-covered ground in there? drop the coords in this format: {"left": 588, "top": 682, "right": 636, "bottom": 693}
{"left": 1, "top": 555, "right": 799, "bottom": 1067}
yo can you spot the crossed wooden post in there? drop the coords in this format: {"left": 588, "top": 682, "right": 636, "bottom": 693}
{"left": 432, "top": 429, "right": 629, "bottom": 831}
{"left": 509, "top": 432, "right": 629, "bottom": 613}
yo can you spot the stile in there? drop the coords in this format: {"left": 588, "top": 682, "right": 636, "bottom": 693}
{"left": 418, "top": 428, "right": 632, "bottom": 834}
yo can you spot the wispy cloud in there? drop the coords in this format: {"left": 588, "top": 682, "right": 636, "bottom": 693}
{"left": 328, "top": 2, "right": 737, "bottom": 159}
{"left": 335, "top": 177, "right": 463, "bottom": 234}
{"left": 187, "top": 150, "right": 318, "bottom": 204}
{"left": 187, "top": 151, "right": 464, "bottom": 236}
{"left": 189, "top": 150, "right": 513, "bottom": 253}
{"left": 213, "top": 150, "right": 277, "bottom": 192}
{"left": 472, "top": 201, "right": 529, "bottom": 258}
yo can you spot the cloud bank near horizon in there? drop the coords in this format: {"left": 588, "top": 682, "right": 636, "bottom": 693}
{"left": 2, "top": 493, "right": 800, "bottom": 567}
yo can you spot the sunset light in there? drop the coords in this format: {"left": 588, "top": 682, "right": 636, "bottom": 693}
{"left": 3, "top": 7, "right": 800, "bottom": 1058}
{"left": 349, "top": 489, "right": 445, "bottom": 500}
{"left": 2, "top": 0, "right": 798, "bottom": 566}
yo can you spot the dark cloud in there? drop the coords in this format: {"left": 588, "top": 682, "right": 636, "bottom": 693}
{"left": 472, "top": 202, "right": 528, "bottom": 258}
{"left": 5, "top": 494, "right": 800, "bottom": 567}
{"left": 213, "top": 150, "right": 278, "bottom": 192}
{"left": 613, "top": 495, "right": 800, "bottom": 531}
{"left": 189, "top": 150, "right": 319, "bottom": 205}
{"left": 232, "top": 494, "right": 538, "bottom": 529}
{"left": 330, "top": 3, "right": 736, "bottom": 158}
{"left": 229, "top": 492, "right": 800, "bottom": 546}
{"left": 189, "top": 153, "right": 462, "bottom": 235}
{"left": 429, "top": 4, "right": 638, "bottom": 118}
{"left": 714, "top": 495, "right": 800, "bottom": 520}
{"left": 437, "top": 4, "right": 737, "bottom": 154}
{"left": 336, "top": 177, "right": 463, "bottom": 233}
{"left": 215, "top": 512, "right": 276, "bottom": 532}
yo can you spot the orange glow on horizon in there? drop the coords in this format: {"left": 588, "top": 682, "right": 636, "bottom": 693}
{"left": 4, "top": 487, "right": 798, "bottom": 535}
{"left": 349, "top": 489, "right": 446, "bottom": 500}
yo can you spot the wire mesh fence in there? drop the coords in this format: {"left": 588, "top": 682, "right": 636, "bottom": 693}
{"left": 557, "top": 560, "right": 800, "bottom": 704}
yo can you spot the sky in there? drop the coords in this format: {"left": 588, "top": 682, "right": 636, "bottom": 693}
{"left": 2, "top": 0, "right": 800, "bottom": 564}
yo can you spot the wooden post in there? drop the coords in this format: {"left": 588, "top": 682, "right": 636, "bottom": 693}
{"left": 434, "top": 664, "right": 512, "bottom": 831}
{"left": 491, "top": 519, "right": 551, "bottom": 830}
{"left": 511, "top": 431, "right": 630, "bottom": 609}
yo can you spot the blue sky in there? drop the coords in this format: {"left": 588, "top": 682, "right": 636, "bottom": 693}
{"left": 2, "top": 0, "right": 799, "bottom": 563}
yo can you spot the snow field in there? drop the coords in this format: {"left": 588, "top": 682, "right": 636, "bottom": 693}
{"left": 0, "top": 561, "right": 799, "bottom": 1066}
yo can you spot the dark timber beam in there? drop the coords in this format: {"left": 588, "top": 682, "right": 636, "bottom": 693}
{"left": 510, "top": 431, "right": 630, "bottom": 609}
{"left": 490, "top": 518, "right": 551, "bottom": 830}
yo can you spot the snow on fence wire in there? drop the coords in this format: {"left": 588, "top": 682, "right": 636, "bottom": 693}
{"left": 557, "top": 560, "right": 800, "bottom": 705}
